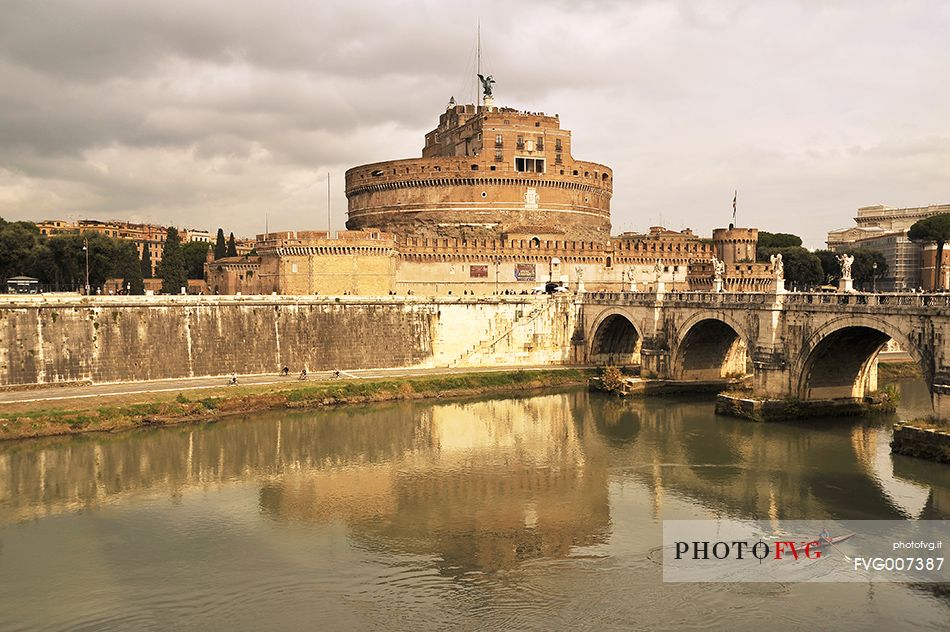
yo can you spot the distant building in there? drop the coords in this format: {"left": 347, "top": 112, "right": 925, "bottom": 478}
{"left": 827, "top": 203, "right": 950, "bottom": 290}
{"left": 36, "top": 219, "right": 216, "bottom": 277}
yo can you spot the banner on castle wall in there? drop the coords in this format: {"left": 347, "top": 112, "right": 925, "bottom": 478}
{"left": 470, "top": 265, "right": 488, "bottom": 278}
{"left": 514, "top": 264, "right": 536, "bottom": 281}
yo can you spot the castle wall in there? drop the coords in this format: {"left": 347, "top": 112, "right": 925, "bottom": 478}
{"left": 346, "top": 105, "right": 613, "bottom": 242}
{"left": 0, "top": 296, "right": 576, "bottom": 386}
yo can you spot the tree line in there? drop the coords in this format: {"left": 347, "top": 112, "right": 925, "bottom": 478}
{"left": 755, "top": 213, "right": 950, "bottom": 290}
{"left": 0, "top": 217, "right": 228, "bottom": 294}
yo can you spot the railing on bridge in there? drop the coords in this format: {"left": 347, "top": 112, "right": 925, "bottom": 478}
{"left": 581, "top": 291, "right": 950, "bottom": 309}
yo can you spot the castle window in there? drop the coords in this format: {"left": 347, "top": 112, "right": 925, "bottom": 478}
{"left": 495, "top": 134, "right": 503, "bottom": 147}
{"left": 516, "top": 135, "right": 524, "bottom": 149}
{"left": 471, "top": 164, "right": 478, "bottom": 170}
{"left": 530, "top": 237, "right": 540, "bottom": 247}
{"left": 515, "top": 157, "right": 545, "bottom": 173}
{"left": 481, "top": 191, "right": 487, "bottom": 198}
{"left": 490, "top": 165, "right": 496, "bottom": 171}
{"left": 536, "top": 136, "right": 544, "bottom": 151}
{"left": 495, "top": 150, "right": 503, "bottom": 162}
{"left": 573, "top": 170, "right": 579, "bottom": 176}
{"left": 555, "top": 153, "right": 562, "bottom": 164}
{"left": 535, "top": 121, "right": 541, "bottom": 127}
{"left": 555, "top": 138, "right": 562, "bottom": 151}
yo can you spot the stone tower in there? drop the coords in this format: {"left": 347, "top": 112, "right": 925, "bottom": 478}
{"left": 345, "top": 104, "right": 613, "bottom": 242}
{"left": 713, "top": 226, "right": 758, "bottom": 264}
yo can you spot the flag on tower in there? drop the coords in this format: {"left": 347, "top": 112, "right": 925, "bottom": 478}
{"left": 732, "top": 190, "right": 737, "bottom": 224}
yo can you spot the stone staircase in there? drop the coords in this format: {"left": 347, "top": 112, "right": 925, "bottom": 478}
{"left": 445, "top": 300, "right": 559, "bottom": 368}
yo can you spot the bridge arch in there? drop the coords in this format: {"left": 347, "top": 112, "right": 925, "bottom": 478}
{"left": 671, "top": 312, "right": 751, "bottom": 381}
{"left": 587, "top": 309, "right": 642, "bottom": 366}
{"left": 793, "top": 315, "right": 932, "bottom": 403}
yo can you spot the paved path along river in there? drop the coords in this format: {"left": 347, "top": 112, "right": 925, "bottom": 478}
{"left": 0, "top": 365, "right": 589, "bottom": 405}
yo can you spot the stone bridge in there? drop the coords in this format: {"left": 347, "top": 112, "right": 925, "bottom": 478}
{"left": 578, "top": 291, "right": 950, "bottom": 420}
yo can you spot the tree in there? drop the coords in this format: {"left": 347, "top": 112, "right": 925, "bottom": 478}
{"left": 226, "top": 232, "right": 237, "bottom": 257}
{"left": 757, "top": 231, "right": 803, "bottom": 250}
{"left": 760, "top": 246, "right": 823, "bottom": 289}
{"left": 182, "top": 241, "right": 211, "bottom": 279}
{"left": 158, "top": 227, "right": 187, "bottom": 294}
{"left": 140, "top": 243, "right": 153, "bottom": 279}
{"left": 214, "top": 228, "right": 227, "bottom": 260}
{"left": 113, "top": 241, "right": 144, "bottom": 294}
{"left": 815, "top": 249, "right": 887, "bottom": 289}
{"left": 0, "top": 218, "right": 40, "bottom": 283}
{"left": 908, "top": 213, "right": 950, "bottom": 289}
{"left": 850, "top": 248, "right": 888, "bottom": 290}
{"left": 814, "top": 250, "right": 840, "bottom": 285}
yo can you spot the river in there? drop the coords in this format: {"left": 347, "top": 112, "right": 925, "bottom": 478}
{"left": 1, "top": 378, "right": 948, "bottom": 631}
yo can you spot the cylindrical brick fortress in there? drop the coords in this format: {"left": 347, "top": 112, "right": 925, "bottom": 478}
{"left": 345, "top": 105, "right": 612, "bottom": 241}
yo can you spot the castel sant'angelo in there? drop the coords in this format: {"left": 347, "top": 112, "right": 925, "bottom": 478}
{"left": 206, "top": 83, "right": 772, "bottom": 296}
{"left": 345, "top": 98, "right": 613, "bottom": 242}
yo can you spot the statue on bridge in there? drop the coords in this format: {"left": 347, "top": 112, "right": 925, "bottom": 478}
{"left": 625, "top": 267, "right": 638, "bottom": 292}
{"left": 712, "top": 257, "right": 725, "bottom": 281}
{"left": 712, "top": 257, "right": 725, "bottom": 293}
{"left": 837, "top": 253, "right": 854, "bottom": 280}
{"left": 770, "top": 253, "right": 784, "bottom": 280}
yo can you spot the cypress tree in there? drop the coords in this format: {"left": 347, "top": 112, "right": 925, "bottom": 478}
{"left": 214, "top": 228, "right": 227, "bottom": 260}
{"left": 125, "top": 246, "right": 145, "bottom": 294}
{"left": 140, "top": 243, "right": 153, "bottom": 278}
{"left": 227, "top": 232, "right": 238, "bottom": 257}
{"left": 159, "top": 227, "right": 187, "bottom": 294}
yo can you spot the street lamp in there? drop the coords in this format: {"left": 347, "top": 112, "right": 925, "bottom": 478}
{"left": 82, "top": 237, "right": 90, "bottom": 295}
{"left": 493, "top": 256, "right": 500, "bottom": 295}
{"left": 872, "top": 261, "right": 878, "bottom": 293}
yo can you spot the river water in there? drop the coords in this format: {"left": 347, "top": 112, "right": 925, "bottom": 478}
{"left": 1, "top": 379, "right": 948, "bottom": 631}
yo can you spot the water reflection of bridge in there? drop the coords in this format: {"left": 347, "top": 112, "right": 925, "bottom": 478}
{"left": 1, "top": 390, "right": 948, "bottom": 574}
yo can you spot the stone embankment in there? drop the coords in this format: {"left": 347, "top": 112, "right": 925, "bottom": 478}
{"left": 891, "top": 424, "right": 950, "bottom": 463}
{"left": 0, "top": 295, "right": 576, "bottom": 387}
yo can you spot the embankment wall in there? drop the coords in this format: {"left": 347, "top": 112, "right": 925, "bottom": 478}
{"left": 0, "top": 296, "right": 576, "bottom": 386}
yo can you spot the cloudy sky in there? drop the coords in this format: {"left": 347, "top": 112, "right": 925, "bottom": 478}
{"left": 1, "top": 0, "right": 948, "bottom": 248}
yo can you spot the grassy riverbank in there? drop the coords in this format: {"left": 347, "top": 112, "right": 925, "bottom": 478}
{"left": 877, "top": 361, "right": 923, "bottom": 380}
{"left": 0, "top": 369, "right": 594, "bottom": 441}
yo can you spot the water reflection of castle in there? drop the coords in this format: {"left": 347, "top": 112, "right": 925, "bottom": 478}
{"left": 2, "top": 391, "right": 948, "bottom": 574}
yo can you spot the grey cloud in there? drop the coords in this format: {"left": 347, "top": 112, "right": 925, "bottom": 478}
{"left": 0, "top": 0, "right": 948, "bottom": 246}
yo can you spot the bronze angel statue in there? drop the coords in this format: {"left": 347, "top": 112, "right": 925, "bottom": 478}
{"left": 477, "top": 74, "right": 495, "bottom": 98}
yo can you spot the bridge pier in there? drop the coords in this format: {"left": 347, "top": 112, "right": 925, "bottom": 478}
{"left": 640, "top": 344, "right": 669, "bottom": 379}
{"left": 750, "top": 348, "right": 790, "bottom": 400}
